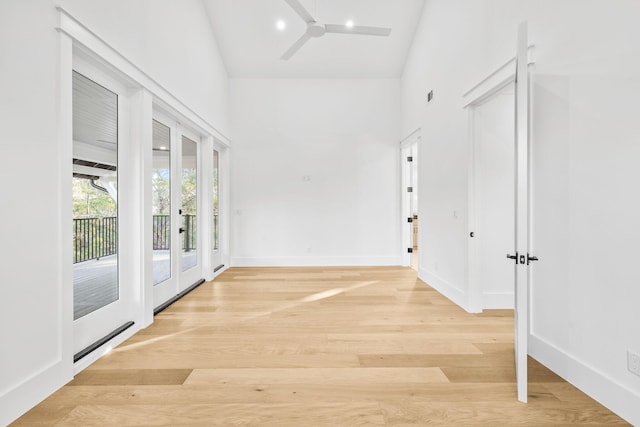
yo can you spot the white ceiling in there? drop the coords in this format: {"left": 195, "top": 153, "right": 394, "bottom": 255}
{"left": 203, "top": 0, "right": 425, "bottom": 78}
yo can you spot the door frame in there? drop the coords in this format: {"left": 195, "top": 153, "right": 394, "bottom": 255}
{"left": 465, "top": 80, "right": 516, "bottom": 314}
{"left": 71, "top": 54, "right": 139, "bottom": 360}
{"left": 400, "top": 129, "right": 421, "bottom": 268}
{"left": 463, "top": 42, "right": 535, "bottom": 313}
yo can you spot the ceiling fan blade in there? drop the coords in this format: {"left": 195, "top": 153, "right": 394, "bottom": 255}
{"left": 284, "top": 0, "right": 315, "bottom": 23}
{"left": 325, "top": 24, "right": 392, "bottom": 37}
{"left": 280, "top": 33, "right": 311, "bottom": 60}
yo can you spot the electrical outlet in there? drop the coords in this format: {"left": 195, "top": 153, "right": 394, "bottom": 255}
{"left": 628, "top": 350, "right": 640, "bottom": 376}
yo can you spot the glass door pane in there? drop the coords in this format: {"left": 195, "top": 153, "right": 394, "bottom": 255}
{"left": 181, "top": 136, "right": 197, "bottom": 272}
{"left": 213, "top": 149, "right": 219, "bottom": 252}
{"left": 72, "top": 71, "right": 119, "bottom": 320}
{"left": 152, "top": 120, "right": 171, "bottom": 285}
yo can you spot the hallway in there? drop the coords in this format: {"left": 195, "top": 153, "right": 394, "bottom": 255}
{"left": 13, "top": 267, "right": 627, "bottom": 426}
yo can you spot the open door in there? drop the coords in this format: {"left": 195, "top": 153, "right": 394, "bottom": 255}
{"left": 513, "top": 21, "right": 534, "bottom": 403}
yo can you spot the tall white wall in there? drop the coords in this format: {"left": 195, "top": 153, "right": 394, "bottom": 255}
{"left": 0, "top": 1, "right": 229, "bottom": 424}
{"left": 0, "top": 2, "right": 71, "bottom": 425}
{"left": 59, "top": 0, "right": 230, "bottom": 137}
{"left": 402, "top": 0, "right": 640, "bottom": 423}
{"left": 230, "top": 79, "right": 401, "bottom": 266}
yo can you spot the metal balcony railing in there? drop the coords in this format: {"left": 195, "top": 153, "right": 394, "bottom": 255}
{"left": 73, "top": 217, "right": 117, "bottom": 264}
{"left": 74, "top": 214, "right": 209, "bottom": 263}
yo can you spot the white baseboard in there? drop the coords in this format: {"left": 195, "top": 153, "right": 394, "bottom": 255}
{"left": 418, "top": 267, "right": 469, "bottom": 310}
{"left": 482, "top": 292, "right": 514, "bottom": 309}
{"left": 0, "top": 359, "right": 71, "bottom": 426}
{"left": 529, "top": 334, "right": 640, "bottom": 426}
{"left": 205, "top": 264, "right": 229, "bottom": 281}
{"left": 231, "top": 256, "right": 403, "bottom": 267}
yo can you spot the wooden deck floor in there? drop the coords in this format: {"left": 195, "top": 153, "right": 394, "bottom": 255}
{"left": 14, "top": 266, "right": 630, "bottom": 426}
{"left": 74, "top": 251, "right": 197, "bottom": 319}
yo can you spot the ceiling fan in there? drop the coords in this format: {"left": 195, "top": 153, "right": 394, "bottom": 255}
{"left": 281, "top": 0, "right": 392, "bottom": 60}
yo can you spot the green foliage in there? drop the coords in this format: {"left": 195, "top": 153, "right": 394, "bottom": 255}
{"left": 73, "top": 178, "right": 116, "bottom": 218}
{"left": 152, "top": 168, "right": 171, "bottom": 215}
{"left": 182, "top": 167, "right": 197, "bottom": 214}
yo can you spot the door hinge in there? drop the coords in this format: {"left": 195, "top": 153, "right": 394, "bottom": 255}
{"left": 407, "top": 156, "right": 413, "bottom": 162}
{"left": 407, "top": 217, "right": 413, "bottom": 223}
{"left": 408, "top": 248, "right": 414, "bottom": 254}
{"left": 407, "top": 187, "right": 413, "bottom": 193}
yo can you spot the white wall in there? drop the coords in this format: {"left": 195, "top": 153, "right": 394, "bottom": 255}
{"left": 402, "top": 0, "right": 640, "bottom": 423}
{"left": 0, "top": 2, "right": 71, "bottom": 425}
{"left": 59, "top": 0, "right": 230, "bottom": 137}
{"left": 0, "top": 1, "right": 229, "bottom": 424}
{"left": 230, "top": 79, "right": 401, "bottom": 266}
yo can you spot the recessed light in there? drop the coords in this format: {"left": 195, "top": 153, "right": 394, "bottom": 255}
{"left": 276, "top": 19, "right": 286, "bottom": 31}
{"left": 345, "top": 20, "right": 354, "bottom": 28}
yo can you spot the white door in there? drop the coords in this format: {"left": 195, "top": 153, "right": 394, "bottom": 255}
{"left": 152, "top": 114, "right": 202, "bottom": 308}
{"left": 151, "top": 117, "right": 178, "bottom": 306}
{"left": 72, "top": 68, "right": 132, "bottom": 356}
{"left": 179, "top": 131, "right": 202, "bottom": 290}
{"left": 211, "top": 144, "right": 224, "bottom": 272}
{"left": 513, "top": 21, "right": 532, "bottom": 403}
{"left": 467, "top": 22, "right": 532, "bottom": 403}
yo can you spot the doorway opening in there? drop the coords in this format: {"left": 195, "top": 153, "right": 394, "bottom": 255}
{"left": 400, "top": 130, "right": 420, "bottom": 270}
{"left": 469, "top": 82, "right": 516, "bottom": 309}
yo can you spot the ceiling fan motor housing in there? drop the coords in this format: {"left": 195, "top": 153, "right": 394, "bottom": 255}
{"left": 307, "top": 22, "right": 326, "bottom": 37}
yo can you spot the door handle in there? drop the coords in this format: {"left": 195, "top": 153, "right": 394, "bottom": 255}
{"left": 179, "top": 227, "right": 185, "bottom": 234}
{"left": 507, "top": 253, "right": 518, "bottom": 264}
{"left": 527, "top": 254, "right": 539, "bottom": 265}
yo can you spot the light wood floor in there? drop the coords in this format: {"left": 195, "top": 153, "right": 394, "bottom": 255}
{"left": 13, "top": 267, "right": 629, "bottom": 426}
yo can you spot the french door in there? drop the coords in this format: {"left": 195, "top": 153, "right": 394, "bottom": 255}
{"left": 210, "top": 145, "right": 224, "bottom": 272}
{"left": 72, "top": 66, "right": 132, "bottom": 355}
{"left": 152, "top": 113, "right": 202, "bottom": 308}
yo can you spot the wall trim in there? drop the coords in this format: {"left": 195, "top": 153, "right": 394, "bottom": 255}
{"left": 231, "top": 256, "right": 403, "bottom": 267}
{"left": 418, "top": 267, "right": 469, "bottom": 311}
{"left": 529, "top": 334, "right": 640, "bottom": 426}
{"left": 462, "top": 46, "right": 535, "bottom": 108}
{"left": 0, "top": 359, "right": 70, "bottom": 427}
{"left": 482, "top": 292, "right": 514, "bottom": 309}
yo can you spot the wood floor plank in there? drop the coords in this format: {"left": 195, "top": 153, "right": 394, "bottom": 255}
{"left": 378, "top": 401, "right": 630, "bottom": 426}
{"left": 68, "top": 369, "right": 192, "bottom": 386}
{"left": 184, "top": 367, "right": 450, "bottom": 386}
{"left": 11, "top": 266, "right": 630, "bottom": 426}
{"left": 54, "top": 403, "right": 386, "bottom": 427}
{"left": 358, "top": 353, "right": 515, "bottom": 368}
